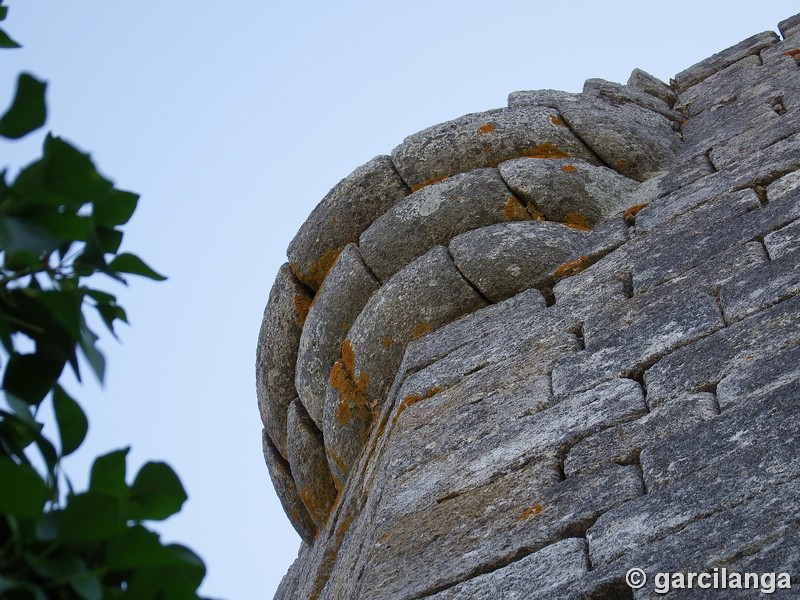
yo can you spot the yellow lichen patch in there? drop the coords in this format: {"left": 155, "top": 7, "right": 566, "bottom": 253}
{"left": 503, "top": 196, "right": 533, "bottom": 221}
{"left": 293, "top": 292, "right": 311, "bottom": 324}
{"left": 382, "top": 336, "right": 393, "bottom": 347}
{"left": 783, "top": 48, "right": 800, "bottom": 62}
{"left": 554, "top": 255, "right": 591, "bottom": 280}
{"left": 478, "top": 123, "right": 496, "bottom": 134}
{"left": 517, "top": 503, "right": 544, "bottom": 519}
{"left": 295, "top": 247, "right": 344, "bottom": 291}
{"left": 550, "top": 115, "right": 565, "bottom": 127}
{"left": 335, "top": 514, "right": 353, "bottom": 538}
{"left": 560, "top": 164, "right": 578, "bottom": 173}
{"left": 518, "top": 143, "right": 572, "bottom": 159}
{"left": 412, "top": 322, "right": 431, "bottom": 339}
{"left": 330, "top": 361, "right": 371, "bottom": 426}
{"left": 623, "top": 203, "right": 650, "bottom": 219}
{"left": 395, "top": 386, "right": 444, "bottom": 424}
{"left": 562, "top": 212, "right": 592, "bottom": 231}
{"left": 411, "top": 175, "right": 448, "bottom": 192}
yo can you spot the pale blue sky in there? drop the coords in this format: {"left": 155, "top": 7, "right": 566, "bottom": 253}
{"left": 2, "top": 2, "right": 797, "bottom": 598}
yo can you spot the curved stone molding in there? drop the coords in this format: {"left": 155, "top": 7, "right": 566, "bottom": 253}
{"left": 257, "top": 14, "right": 800, "bottom": 599}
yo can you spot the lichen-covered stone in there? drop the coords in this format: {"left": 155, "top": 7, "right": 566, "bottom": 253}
{"left": 358, "top": 168, "right": 527, "bottom": 282}
{"left": 499, "top": 157, "right": 640, "bottom": 226}
{"left": 507, "top": 89, "right": 581, "bottom": 108}
{"left": 345, "top": 245, "right": 488, "bottom": 413}
{"left": 262, "top": 430, "right": 317, "bottom": 545}
{"left": 627, "top": 68, "right": 677, "bottom": 107}
{"left": 557, "top": 93, "right": 682, "bottom": 181}
{"left": 673, "top": 31, "right": 779, "bottom": 91}
{"left": 285, "top": 400, "right": 338, "bottom": 529}
{"left": 583, "top": 78, "right": 684, "bottom": 121}
{"left": 295, "top": 244, "right": 379, "bottom": 427}
{"left": 256, "top": 263, "right": 312, "bottom": 458}
{"left": 390, "top": 107, "right": 602, "bottom": 190}
{"left": 449, "top": 221, "right": 589, "bottom": 302}
{"left": 287, "top": 155, "right": 409, "bottom": 290}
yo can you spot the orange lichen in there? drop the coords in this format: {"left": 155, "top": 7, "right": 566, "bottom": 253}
{"left": 623, "top": 203, "right": 650, "bottom": 219}
{"left": 396, "top": 386, "right": 444, "bottom": 421}
{"left": 562, "top": 212, "right": 592, "bottom": 231}
{"left": 335, "top": 514, "right": 353, "bottom": 538}
{"left": 331, "top": 217, "right": 337, "bottom": 225}
{"left": 293, "top": 292, "right": 311, "bottom": 323}
{"left": 517, "top": 503, "right": 544, "bottom": 519}
{"left": 517, "top": 143, "right": 572, "bottom": 159}
{"left": 327, "top": 449, "right": 349, "bottom": 482}
{"left": 382, "top": 336, "right": 393, "bottom": 347}
{"left": 615, "top": 159, "right": 628, "bottom": 170}
{"left": 554, "top": 255, "right": 591, "bottom": 280}
{"left": 411, "top": 175, "right": 448, "bottom": 192}
{"left": 341, "top": 339, "right": 356, "bottom": 374}
{"left": 478, "top": 123, "right": 496, "bottom": 134}
{"left": 560, "top": 164, "right": 578, "bottom": 173}
{"left": 550, "top": 115, "right": 565, "bottom": 127}
{"left": 292, "top": 246, "right": 344, "bottom": 291}
{"left": 503, "top": 197, "right": 531, "bottom": 220}
{"left": 783, "top": 48, "right": 800, "bottom": 62}
{"left": 299, "top": 484, "right": 332, "bottom": 526}
{"left": 412, "top": 322, "right": 431, "bottom": 339}
{"left": 330, "top": 361, "right": 371, "bottom": 426}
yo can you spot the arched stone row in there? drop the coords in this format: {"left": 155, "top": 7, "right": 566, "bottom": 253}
{"left": 256, "top": 69, "right": 685, "bottom": 542}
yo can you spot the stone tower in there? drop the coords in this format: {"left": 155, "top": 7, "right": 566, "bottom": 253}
{"left": 258, "top": 13, "right": 800, "bottom": 599}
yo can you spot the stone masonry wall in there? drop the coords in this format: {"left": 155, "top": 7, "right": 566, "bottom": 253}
{"left": 258, "top": 13, "right": 800, "bottom": 599}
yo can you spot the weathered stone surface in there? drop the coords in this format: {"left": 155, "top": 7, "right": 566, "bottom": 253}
{"left": 427, "top": 538, "right": 590, "bottom": 600}
{"left": 380, "top": 378, "right": 645, "bottom": 518}
{"left": 589, "top": 382, "right": 800, "bottom": 568}
{"left": 779, "top": 13, "right": 800, "bottom": 39}
{"left": 360, "top": 464, "right": 642, "bottom": 600}
{"left": 286, "top": 400, "right": 338, "bottom": 529}
{"left": 295, "top": 244, "right": 379, "bottom": 428}
{"left": 345, "top": 246, "right": 488, "bottom": 412}
{"left": 390, "top": 107, "right": 602, "bottom": 190}
{"left": 765, "top": 218, "right": 800, "bottom": 259}
{"left": 262, "top": 430, "right": 317, "bottom": 545}
{"left": 708, "top": 111, "right": 800, "bottom": 171}
{"left": 720, "top": 245, "right": 800, "bottom": 323}
{"left": 676, "top": 54, "right": 762, "bottom": 117}
{"left": 256, "top": 263, "right": 312, "bottom": 458}
{"left": 627, "top": 68, "right": 677, "bottom": 107}
{"left": 558, "top": 93, "right": 682, "bottom": 181}
{"left": 553, "top": 285, "right": 724, "bottom": 398}
{"left": 449, "top": 221, "right": 589, "bottom": 302}
{"left": 506, "top": 89, "right": 581, "bottom": 109}
{"left": 645, "top": 294, "right": 800, "bottom": 408}
{"left": 358, "top": 168, "right": 526, "bottom": 282}
{"left": 583, "top": 78, "right": 684, "bottom": 121}
{"left": 767, "top": 167, "right": 800, "bottom": 201}
{"left": 563, "top": 393, "right": 718, "bottom": 478}
{"left": 624, "top": 153, "right": 713, "bottom": 206}
{"left": 287, "top": 155, "right": 409, "bottom": 290}
{"left": 674, "top": 31, "right": 779, "bottom": 91}
{"left": 498, "top": 157, "right": 640, "bottom": 226}
{"left": 716, "top": 342, "right": 800, "bottom": 411}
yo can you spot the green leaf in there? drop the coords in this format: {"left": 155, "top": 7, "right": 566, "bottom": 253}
{"left": 0, "top": 577, "right": 46, "bottom": 600}
{"left": 53, "top": 385, "right": 88, "bottom": 456}
{"left": 94, "top": 225, "right": 123, "bottom": 254}
{"left": 93, "top": 189, "right": 139, "bottom": 227}
{"left": 89, "top": 448, "right": 129, "bottom": 499}
{"left": 126, "top": 462, "right": 187, "bottom": 521}
{"left": 59, "top": 491, "right": 125, "bottom": 541}
{"left": 33, "top": 289, "right": 83, "bottom": 342}
{"left": 0, "top": 457, "right": 48, "bottom": 517}
{"left": 0, "top": 7, "right": 9, "bottom": 21}
{"left": 71, "top": 575, "right": 102, "bottom": 600}
{"left": 0, "top": 73, "right": 46, "bottom": 139}
{"left": 108, "top": 253, "right": 166, "bottom": 281}
{"left": 3, "top": 353, "right": 63, "bottom": 405}
{"left": 0, "top": 213, "right": 59, "bottom": 256}
{"left": 0, "top": 27, "right": 20, "bottom": 48}
{"left": 78, "top": 323, "right": 105, "bottom": 383}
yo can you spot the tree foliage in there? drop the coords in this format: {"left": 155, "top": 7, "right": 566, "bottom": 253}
{"left": 0, "top": 3, "right": 208, "bottom": 597}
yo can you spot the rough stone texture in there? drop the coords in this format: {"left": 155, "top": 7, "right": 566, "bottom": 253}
{"left": 499, "top": 157, "right": 640, "bottom": 226}
{"left": 287, "top": 155, "right": 409, "bottom": 290}
{"left": 285, "top": 400, "right": 337, "bottom": 529}
{"left": 449, "top": 221, "right": 589, "bottom": 302}
{"left": 358, "top": 168, "right": 525, "bottom": 282}
{"left": 295, "top": 244, "right": 379, "bottom": 427}
{"left": 390, "top": 107, "right": 602, "bottom": 190}
{"left": 345, "top": 246, "right": 487, "bottom": 411}
{"left": 259, "top": 15, "right": 800, "bottom": 600}
{"left": 256, "top": 264, "right": 312, "bottom": 458}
